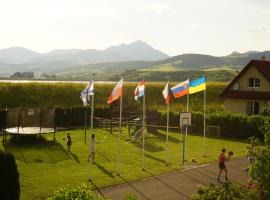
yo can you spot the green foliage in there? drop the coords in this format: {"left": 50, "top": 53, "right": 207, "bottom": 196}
{"left": 0, "top": 151, "right": 20, "bottom": 200}
{"left": 0, "top": 82, "right": 225, "bottom": 111}
{"left": 47, "top": 184, "right": 106, "bottom": 200}
{"left": 190, "top": 182, "right": 259, "bottom": 200}
{"left": 150, "top": 110, "right": 268, "bottom": 139}
{"left": 249, "top": 121, "right": 270, "bottom": 199}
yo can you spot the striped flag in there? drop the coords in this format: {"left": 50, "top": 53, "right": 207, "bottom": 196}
{"left": 80, "top": 80, "right": 94, "bottom": 106}
{"left": 171, "top": 79, "right": 189, "bottom": 99}
{"left": 162, "top": 81, "right": 170, "bottom": 104}
{"left": 134, "top": 80, "right": 145, "bottom": 101}
{"left": 107, "top": 79, "right": 123, "bottom": 104}
{"left": 189, "top": 76, "right": 206, "bottom": 94}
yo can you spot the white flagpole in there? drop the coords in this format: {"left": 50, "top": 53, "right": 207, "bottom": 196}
{"left": 184, "top": 93, "right": 189, "bottom": 163}
{"left": 203, "top": 86, "right": 206, "bottom": 157}
{"left": 117, "top": 92, "right": 123, "bottom": 175}
{"left": 166, "top": 100, "right": 169, "bottom": 166}
{"left": 89, "top": 80, "right": 94, "bottom": 181}
{"left": 142, "top": 94, "right": 146, "bottom": 170}
{"left": 90, "top": 88, "right": 94, "bottom": 137}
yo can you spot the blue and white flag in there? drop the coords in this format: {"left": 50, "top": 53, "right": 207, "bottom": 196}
{"left": 80, "top": 81, "right": 94, "bottom": 106}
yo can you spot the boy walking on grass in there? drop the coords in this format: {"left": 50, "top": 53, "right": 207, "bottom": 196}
{"left": 67, "top": 133, "right": 72, "bottom": 152}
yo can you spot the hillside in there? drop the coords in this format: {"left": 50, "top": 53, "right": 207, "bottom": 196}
{"left": 0, "top": 41, "right": 169, "bottom": 76}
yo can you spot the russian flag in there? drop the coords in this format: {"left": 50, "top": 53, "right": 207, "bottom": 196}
{"left": 162, "top": 81, "right": 170, "bottom": 104}
{"left": 107, "top": 79, "right": 123, "bottom": 104}
{"left": 134, "top": 80, "right": 145, "bottom": 101}
{"left": 171, "top": 79, "right": 189, "bottom": 99}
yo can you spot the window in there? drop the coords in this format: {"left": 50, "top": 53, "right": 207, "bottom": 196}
{"left": 247, "top": 101, "right": 260, "bottom": 115}
{"left": 248, "top": 77, "right": 260, "bottom": 88}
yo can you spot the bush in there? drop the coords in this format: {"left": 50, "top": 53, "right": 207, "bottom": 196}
{"left": 249, "top": 121, "right": 270, "bottom": 199}
{"left": 190, "top": 182, "right": 259, "bottom": 200}
{"left": 47, "top": 184, "right": 106, "bottom": 200}
{"left": 0, "top": 151, "right": 20, "bottom": 200}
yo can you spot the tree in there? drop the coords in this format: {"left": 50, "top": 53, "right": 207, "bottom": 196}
{"left": 249, "top": 120, "right": 270, "bottom": 199}
{"left": 0, "top": 151, "right": 20, "bottom": 200}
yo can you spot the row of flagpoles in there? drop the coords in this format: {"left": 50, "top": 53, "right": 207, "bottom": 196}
{"left": 80, "top": 76, "right": 206, "bottom": 174}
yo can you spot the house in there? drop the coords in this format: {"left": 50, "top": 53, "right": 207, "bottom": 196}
{"left": 220, "top": 58, "right": 270, "bottom": 115}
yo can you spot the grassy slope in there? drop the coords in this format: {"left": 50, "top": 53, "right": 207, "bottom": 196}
{"left": 0, "top": 82, "right": 227, "bottom": 111}
{"left": 1, "top": 128, "right": 247, "bottom": 200}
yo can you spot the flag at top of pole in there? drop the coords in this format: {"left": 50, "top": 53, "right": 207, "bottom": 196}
{"left": 134, "top": 80, "right": 145, "bottom": 101}
{"left": 162, "top": 81, "right": 170, "bottom": 104}
{"left": 171, "top": 79, "right": 189, "bottom": 99}
{"left": 80, "top": 80, "right": 94, "bottom": 106}
{"left": 107, "top": 79, "right": 123, "bottom": 104}
{"left": 189, "top": 76, "right": 206, "bottom": 94}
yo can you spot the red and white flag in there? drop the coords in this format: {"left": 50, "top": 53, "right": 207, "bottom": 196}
{"left": 107, "top": 79, "right": 123, "bottom": 104}
{"left": 162, "top": 81, "right": 170, "bottom": 104}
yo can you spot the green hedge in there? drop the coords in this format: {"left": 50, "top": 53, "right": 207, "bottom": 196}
{"left": 0, "top": 151, "right": 20, "bottom": 200}
{"left": 47, "top": 184, "right": 105, "bottom": 200}
{"left": 0, "top": 82, "right": 225, "bottom": 111}
{"left": 190, "top": 182, "right": 259, "bottom": 200}
{"left": 148, "top": 110, "right": 269, "bottom": 139}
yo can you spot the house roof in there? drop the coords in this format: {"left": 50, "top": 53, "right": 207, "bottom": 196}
{"left": 220, "top": 60, "right": 270, "bottom": 100}
{"left": 220, "top": 90, "right": 270, "bottom": 100}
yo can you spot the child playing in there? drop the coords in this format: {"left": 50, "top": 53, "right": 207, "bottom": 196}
{"left": 67, "top": 133, "right": 72, "bottom": 152}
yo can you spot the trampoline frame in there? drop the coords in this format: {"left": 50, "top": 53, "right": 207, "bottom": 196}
{"left": 2, "top": 107, "right": 56, "bottom": 143}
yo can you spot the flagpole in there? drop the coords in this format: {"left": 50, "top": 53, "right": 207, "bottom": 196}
{"left": 142, "top": 94, "right": 145, "bottom": 170}
{"left": 84, "top": 106, "right": 87, "bottom": 144}
{"left": 117, "top": 91, "right": 123, "bottom": 175}
{"left": 203, "top": 84, "right": 206, "bottom": 157}
{"left": 90, "top": 82, "right": 94, "bottom": 138}
{"left": 166, "top": 100, "right": 169, "bottom": 166}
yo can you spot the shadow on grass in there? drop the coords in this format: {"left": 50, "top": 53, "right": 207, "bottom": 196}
{"left": 95, "top": 162, "right": 114, "bottom": 178}
{"left": 132, "top": 139, "right": 164, "bottom": 152}
{"left": 145, "top": 153, "right": 166, "bottom": 164}
{"left": 149, "top": 129, "right": 180, "bottom": 144}
{"left": 69, "top": 151, "right": 80, "bottom": 163}
{"left": 3, "top": 135, "right": 69, "bottom": 164}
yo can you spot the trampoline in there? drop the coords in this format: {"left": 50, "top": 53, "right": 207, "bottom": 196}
{"left": 5, "top": 127, "right": 55, "bottom": 135}
{"left": 4, "top": 108, "right": 56, "bottom": 137}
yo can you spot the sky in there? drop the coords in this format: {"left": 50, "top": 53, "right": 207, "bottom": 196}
{"left": 0, "top": 0, "right": 270, "bottom": 56}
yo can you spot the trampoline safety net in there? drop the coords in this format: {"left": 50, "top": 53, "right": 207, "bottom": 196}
{"left": 5, "top": 108, "right": 55, "bottom": 134}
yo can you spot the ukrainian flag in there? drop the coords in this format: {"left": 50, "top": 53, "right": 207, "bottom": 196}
{"left": 189, "top": 76, "right": 206, "bottom": 94}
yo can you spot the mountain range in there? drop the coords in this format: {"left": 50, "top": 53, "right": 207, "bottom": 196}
{"left": 0, "top": 40, "right": 269, "bottom": 80}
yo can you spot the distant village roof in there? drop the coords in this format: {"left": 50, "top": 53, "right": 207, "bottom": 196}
{"left": 220, "top": 60, "right": 270, "bottom": 100}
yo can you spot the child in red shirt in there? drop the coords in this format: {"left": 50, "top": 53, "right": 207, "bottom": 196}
{"left": 217, "top": 148, "right": 231, "bottom": 182}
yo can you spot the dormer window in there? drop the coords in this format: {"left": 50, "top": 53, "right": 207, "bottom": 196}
{"left": 248, "top": 77, "right": 260, "bottom": 88}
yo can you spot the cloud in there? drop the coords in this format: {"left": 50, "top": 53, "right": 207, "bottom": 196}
{"left": 184, "top": 24, "right": 205, "bottom": 30}
{"left": 248, "top": 27, "right": 268, "bottom": 33}
{"left": 141, "top": 3, "right": 170, "bottom": 15}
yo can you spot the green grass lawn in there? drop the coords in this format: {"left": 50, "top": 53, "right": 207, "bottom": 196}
{"left": 0, "top": 128, "right": 248, "bottom": 200}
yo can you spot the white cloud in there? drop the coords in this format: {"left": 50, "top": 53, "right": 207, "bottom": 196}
{"left": 141, "top": 3, "right": 170, "bottom": 15}
{"left": 248, "top": 27, "right": 268, "bottom": 33}
{"left": 184, "top": 24, "right": 205, "bottom": 30}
